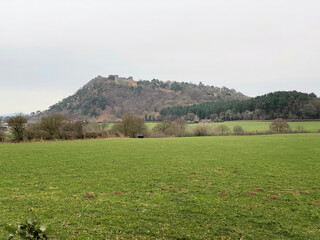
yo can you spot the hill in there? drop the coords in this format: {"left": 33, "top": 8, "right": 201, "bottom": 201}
{"left": 160, "top": 91, "right": 320, "bottom": 120}
{"left": 43, "top": 75, "right": 248, "bottom": 121}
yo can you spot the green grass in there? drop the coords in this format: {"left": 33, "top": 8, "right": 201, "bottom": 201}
{"left": 100, "top": 121, "right": 320, "bottom": 133}
{"left": 188, "top": 121, "right": 320, "bottom": 132}
{"left": 1, "top": 134, "right": 320, "bottom": 239}
{"left": 145, "top": 122, "right": 158, "bottom": 129}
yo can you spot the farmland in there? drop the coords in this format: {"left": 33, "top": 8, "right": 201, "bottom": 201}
{"left": 1, "top": 134, "right": 320, "bottom": 239}
{"left": 111, "top": 121, "right": 320, "bottom": 133}
{"left": 187, "top": 121, "right": 320, "bottom": 132}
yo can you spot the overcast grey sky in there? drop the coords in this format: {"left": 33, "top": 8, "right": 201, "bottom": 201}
{"left": 1, "top": 0, "right": 319, "bottom": 115}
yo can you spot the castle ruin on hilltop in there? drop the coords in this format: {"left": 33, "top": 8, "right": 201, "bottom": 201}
{"left": 108, "top": 75, "right": 133, "bottom": 82}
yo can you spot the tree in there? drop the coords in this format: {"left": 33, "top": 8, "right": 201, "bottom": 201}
{"left": 214, "top": 125, "right": 230, "bottom": 135}
{"left": 153, "top": 120, "right": 174, "bottom": 133}
{"left": 110, "top": 113, "right": 148, "bottom": 138}
{"left": 269, "top": 118, "right": 291, "bottom": 133}
{"left": 8, "top": 114, "right": 28, "bottom": 141}
{"left": 225, "top": 110, "right": 233, "bottom": 120}
{"left": 301, "top": 103, "right": 317, "bottom": 118}
{"left": 40, "top": 114, "right": 64, "bottom": 139}
{"left": 233, "top": 125, "right": 244, "bottom": 135}
{"left": 192, "top": 123, "right": 213, "bottom": 136}
{"left": 60, "top": 120, "right": 85, "bottom": 139}
{"left": 0, "top": 129, "right": 5, "bottom": 142}
{"left": 184, "top": 113, "right": 195, "bottom": 121}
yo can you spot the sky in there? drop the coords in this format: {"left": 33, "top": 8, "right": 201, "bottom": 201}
{"left": 0, "top": 0, "right": 319, "bottom": 115}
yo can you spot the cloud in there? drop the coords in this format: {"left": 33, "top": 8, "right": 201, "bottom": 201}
{"left": 0, "top": 88, "right": 70, "bottom": 115}
{"left": 0, "top": 0, "right": 319, "bottom": 113}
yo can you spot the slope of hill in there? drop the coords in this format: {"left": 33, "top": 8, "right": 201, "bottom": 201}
{"left": 160, "top": 91, "right": 320, "bottom": 120}
{"left": 44, "top": 75, "right": 248, "bottom": 121}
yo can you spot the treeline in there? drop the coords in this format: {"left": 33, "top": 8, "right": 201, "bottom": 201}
{"left": 1, "top": 114, "right": 111, "bottom": 142}
{"left": 3, "top": 113, "right": 316, "bottom": 143}
{"left": 160, "top": 91, "right": 320, "bottom": 120}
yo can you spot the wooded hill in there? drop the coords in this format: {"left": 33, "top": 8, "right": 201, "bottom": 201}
{"left": 43, "top": 75, "right": 248, "bottom": 121}
{"left": 160, "top": 91, "right": 320, "bottom": 121}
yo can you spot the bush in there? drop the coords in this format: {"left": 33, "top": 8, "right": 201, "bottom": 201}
{"left": 25, "top": 123, "right": 50, "bottom": 140}
{"left": 174, "top": 118, "right": 188, "bottom": 137}
{"left": 149, "top": 131, "right": 168, "bottom": 138}
{"left": 84, "top": 131, "right": 109, "bottom": 139}
{"left": 6, "top": 215, "right": 55, "bottom": 239}
{"left": 214, "top": 125, "right": 230, "bottom": 135}
{"left": 269, "top": 118, "right": 291, "bottom": 133}
{"left": 295, "top": 125, "right": 306, "bottom": 133}
{"left": 60, "top": 121, "right": 85, "bottom": 139}
{"left": 83, "top": 123, "right": 109, "bottom": 139}
{"left": 110, "top": 113, "right": 148, "bottom": 138}
{"left": 233, "top": 125, "right": 244, "bottom": 135}
{"left": 153, "top": 120, "right": 175, "bottom": 134}
{"left": 191, "top": 124, "right": 213, "bottom": 136}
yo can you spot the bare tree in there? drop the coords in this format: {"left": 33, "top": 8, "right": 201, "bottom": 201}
{"left": 110, "top": 113, "right": 148, "bottom": 138}
{"left": 269, "top": 118, "right": 291, "bottom": 133}
{"left": 0, "top": 130, "right": 5, "bottom": 142}
{"left": 40, "top": 114, "right": 64, "bottom": 139}
{"left": 8, "top": 114, "right": 28, "bottom": 141}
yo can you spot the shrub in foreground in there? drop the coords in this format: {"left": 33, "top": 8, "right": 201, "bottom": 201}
{"left": 6, "top": 215, "right": 54, "bottom": 239}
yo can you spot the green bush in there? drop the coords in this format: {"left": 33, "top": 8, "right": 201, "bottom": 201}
{"left": 6, "top": 215, "right": 54, "bottom": 239}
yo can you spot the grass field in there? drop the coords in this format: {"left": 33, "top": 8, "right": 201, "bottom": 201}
{"left": 105, "top": 121, "right": 320, "bottom": 133}
{"left": 1, "top": 134, "right": 320, "bottom": 239}
{"left": 187, "top": 121, "right": 320, "bottom": 133}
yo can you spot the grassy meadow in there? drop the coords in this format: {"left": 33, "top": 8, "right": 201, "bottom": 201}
{"left": 104, "top": 120, "right": 320, "bottom": 133}
{"left": 1, "top": 133, "right": 320, "bottom": 239}
{"left": 186, "top": 121, "right": 320, "bottom": 133}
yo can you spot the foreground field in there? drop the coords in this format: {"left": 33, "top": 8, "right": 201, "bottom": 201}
{"left": 1, "top": 134, "right": 319, "bottom": 239}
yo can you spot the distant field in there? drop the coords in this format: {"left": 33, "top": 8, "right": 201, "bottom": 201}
{"left": 102, "top": 121, "right": 320, "bottom": 133}
{"left": 187, "top": 121, "right": 320, "bottom": 132}
{"left": 1, "top": 134, "right": 319, "bottom": 239}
